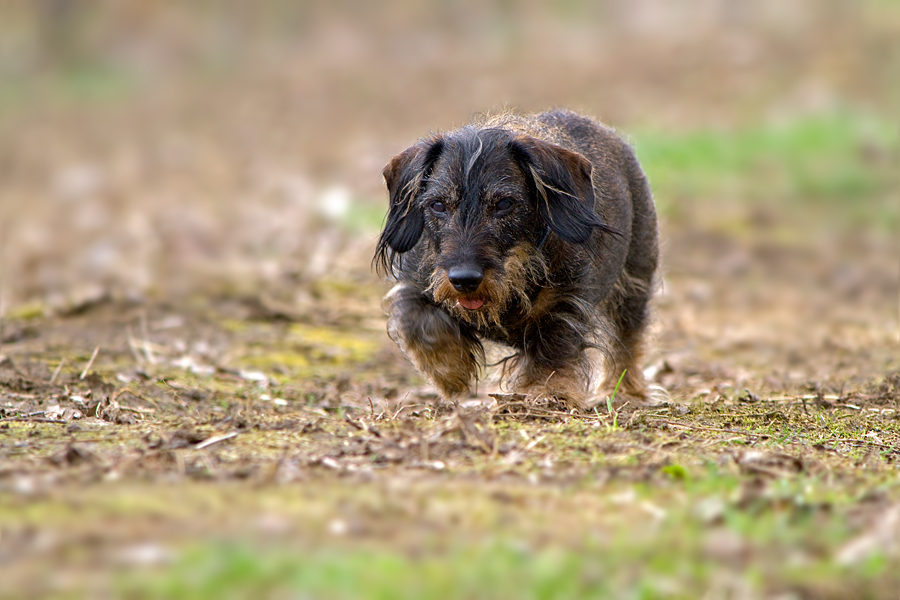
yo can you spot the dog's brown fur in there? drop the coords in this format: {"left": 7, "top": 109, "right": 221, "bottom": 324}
{"left": 375, "top": 110, "right": 659, "bottom": 408}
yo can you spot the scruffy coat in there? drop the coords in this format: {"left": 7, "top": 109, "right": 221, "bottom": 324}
{"left": 375, "top": 110, "right": 658, "bottom": 407}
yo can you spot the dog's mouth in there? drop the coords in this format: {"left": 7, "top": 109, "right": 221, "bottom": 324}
{"left": 430, "top": 270, "right": 494, "bottom": 315}
{"left": 457, "top": 297, "right": 485, "bottom": 310}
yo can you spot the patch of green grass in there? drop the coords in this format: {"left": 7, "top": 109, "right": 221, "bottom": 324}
{"left": 633, "top": 112, "right": 899, "bottom": 230}
{"left": 116, "top": 504, "right": 896, "bottom": 600}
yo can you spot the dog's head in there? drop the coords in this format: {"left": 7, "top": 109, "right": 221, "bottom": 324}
{"left": 374, "top": 127, "right": 614, "bottom": 327}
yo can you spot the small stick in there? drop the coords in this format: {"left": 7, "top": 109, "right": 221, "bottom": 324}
{"left": 79, "top": 346, "right": 100, "bottom": 380}
{"left": 194, "top": 432, "right": 238, "bottom": 450}
{"left": 392, "top": 402, "right": 426, "bottom": 421}
{"left": 0, "top": 417, "right": 67, "bottom": 424}
{"left": 49, "top": 358, "right": 65, "bottom": 385}
{"left": 119, "top": 405, "right": 154, "bottom": 414}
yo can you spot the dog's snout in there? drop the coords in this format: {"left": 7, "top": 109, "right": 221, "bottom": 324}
{"left": 448, "top": 267, "right": 484, "bottom": 293}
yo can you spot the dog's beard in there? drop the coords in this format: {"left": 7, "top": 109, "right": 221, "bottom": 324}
{"left": 430, "top": 270, "right": 505, "bottom": 330}
{"left": 428, "top": 244, "right": 549, "bottom": 331}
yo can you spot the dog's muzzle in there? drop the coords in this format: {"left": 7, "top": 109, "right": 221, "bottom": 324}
{"left": 447, "top": 266, "right": 485, "bottom": 309}
{"left": 448, "top": 266, "right": 483, "bottom": 294}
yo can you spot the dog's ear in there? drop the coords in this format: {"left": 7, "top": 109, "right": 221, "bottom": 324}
{"left": 509, "top": 135, "right": 611, "bottom": 244}
{"left": 374, "top": 137, "right": 444, "bottom": 273}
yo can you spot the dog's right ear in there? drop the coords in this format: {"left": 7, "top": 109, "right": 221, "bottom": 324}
{"left": 374, "top": 137, "right": 444, "bottom": 274}
{"left": 509, "top": 134, "right": 616, "bottom": 245}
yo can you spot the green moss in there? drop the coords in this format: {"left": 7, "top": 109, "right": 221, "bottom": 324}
{"left": 7, "top": 301, "right": 46, "bottom": 320}
{"left": 288, "top": 324, "right": 377, "bottom": 360}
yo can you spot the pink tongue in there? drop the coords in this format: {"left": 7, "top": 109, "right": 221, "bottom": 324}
{"left": 458, "top": 298, "right": 485, "bottom": 310}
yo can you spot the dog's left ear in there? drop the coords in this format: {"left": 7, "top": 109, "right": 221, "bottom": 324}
{"left": 374, "top": 137, "right": 444, "bottom": 274}
{"left": 509, "top": 135, "right": 609, "bottom": 244}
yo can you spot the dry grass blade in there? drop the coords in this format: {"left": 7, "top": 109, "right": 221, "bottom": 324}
{"left": 49, "top": 357, "right": 65, "bottom": 384}
{"left": 79, "top": 346, "right": 100, "bottom": 380}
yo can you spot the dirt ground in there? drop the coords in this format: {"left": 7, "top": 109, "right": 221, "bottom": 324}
{"left": 0, "top": 2, "right": 898, "bottom": 598}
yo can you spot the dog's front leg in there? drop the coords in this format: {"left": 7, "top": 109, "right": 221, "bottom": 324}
{"left": 385, "top": 284, "right": 482, "bottom": 399}
{"left": 510, "top": 314, "right": 592, "bottom": 409}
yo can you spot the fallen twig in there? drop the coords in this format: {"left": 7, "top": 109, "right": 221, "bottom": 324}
{"left": 345, "top": 415, "right": 381, "bottom": 437}
{"left": 829, "top": 437, "right": 898, "bottom": 452}
{"left": 119, "top": 406, "right": 155, "bottom": 415}
{"left": 391, "top": 402, "right": 425, "bottom": 420}
{"left": 658, "top": 420, "right": 771, "bottom": 439}
{"left": 194, "top": 432, "right": 238, "bottom": 450}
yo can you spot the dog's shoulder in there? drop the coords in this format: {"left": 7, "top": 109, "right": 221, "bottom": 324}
{"left": 537, "top": 110, "right": 631, "bottom": 153}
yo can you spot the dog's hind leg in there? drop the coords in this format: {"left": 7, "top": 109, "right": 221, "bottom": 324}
{"left": 602, "top": 165, "right": 659, "bottom": 403}
{"left": 385, "top": 285, "right": 483, "bottom": 399}
{"left": 602, "top": 272, "right": 653, "bottom": 402}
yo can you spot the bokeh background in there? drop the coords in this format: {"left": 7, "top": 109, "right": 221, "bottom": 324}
{"left": 1, "top": 0, "right": 896, "bottom": 315}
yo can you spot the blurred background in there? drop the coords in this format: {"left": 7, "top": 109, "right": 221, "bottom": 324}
{"left": 0, "top": 0, "right": 896, "bottom": 339}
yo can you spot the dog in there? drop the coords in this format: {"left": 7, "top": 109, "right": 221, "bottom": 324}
{"left": 374, "top": 110, "right": 658, "bottom": 408}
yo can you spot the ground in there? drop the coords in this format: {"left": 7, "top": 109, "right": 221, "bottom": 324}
{"left": 0, "top": 3, "right": 898, "bottom": 599}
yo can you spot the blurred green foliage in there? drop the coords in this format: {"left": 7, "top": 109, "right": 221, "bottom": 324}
{"left": 634, "top": 113, "right": 898, "bottom": 230}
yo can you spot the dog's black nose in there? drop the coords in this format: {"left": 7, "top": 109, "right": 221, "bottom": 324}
{"left": 448, "top": 267, "right": 484, "bottom": 293}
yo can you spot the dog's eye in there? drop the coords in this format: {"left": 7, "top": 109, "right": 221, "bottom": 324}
{"left": 430, "top": 201, "right": 447, "bottom": 214}
{"left": 494, "top": 198, "right": 514, "bottom": 215}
